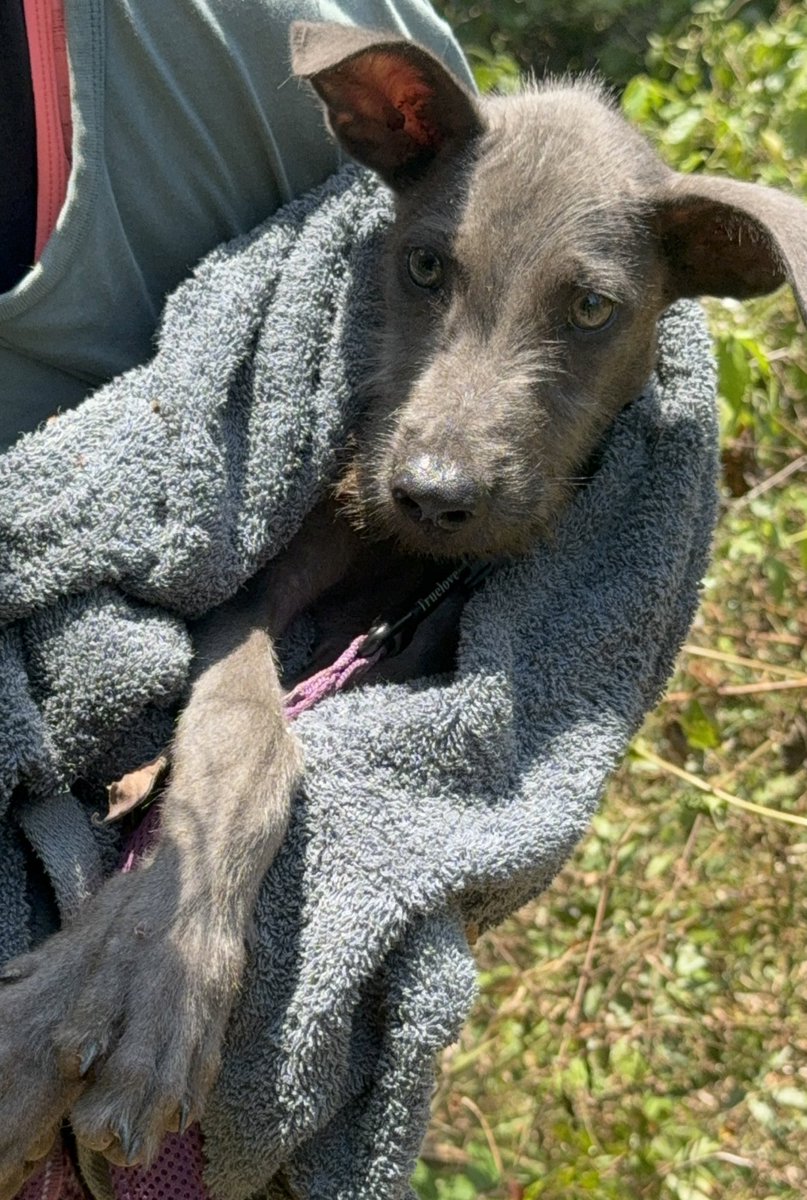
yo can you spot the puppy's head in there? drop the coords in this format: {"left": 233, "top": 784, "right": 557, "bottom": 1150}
{"left": 292, "top": 22, "right": 807, "bottom": 559}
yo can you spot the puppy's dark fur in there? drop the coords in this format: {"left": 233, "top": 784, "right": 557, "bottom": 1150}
{"left": 0, "top": 24, "right": 805, "bottom": 1189}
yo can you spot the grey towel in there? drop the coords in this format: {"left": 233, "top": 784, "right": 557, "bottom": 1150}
{"left": 0, "top": 165, "right": 719, "bottom": 1199}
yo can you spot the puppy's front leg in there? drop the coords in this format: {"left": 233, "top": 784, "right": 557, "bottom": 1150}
{"left": 63, "top": 518, "right": 360, "bottom": 1163}
{"left": 165, "top": 578, "right": 305, "bottom": 948}
{"left": 0, "top": 508, "right": 359, "bottom": 1181}
{"left": 36, "top": 597, "right": 301, "bottom": 1169}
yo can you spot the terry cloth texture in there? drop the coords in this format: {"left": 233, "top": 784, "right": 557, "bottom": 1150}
{"left": 0, "top": 164, "right": 719, "bottom": 1199}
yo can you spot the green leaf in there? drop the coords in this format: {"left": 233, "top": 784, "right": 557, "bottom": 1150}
{"left": 646, "top": 851, "right": 676, "bottom": 879}
{"left": 717, "top": 337, "right": 752, "bottom": 415}
{"left": 610, "top": 1037, "right": 646, "bottom": 1082}
{"left": 664, "top": 106, "right": 704, "bottom": 144}
{"left": 748, "top": 1096, "right": 776, "bottom": 1128}
{"left": 680, "top": 700, "right": 720, "bottom": 751}
{"left": 764, "top": 555, "right": 791, "bottom": 604}
{"left": 583, "top": 980, "right": 605, "bottom": 1019}
{"left": 621, "top": 76, "right": 667, "bottom": 122}
{"left": 674, "top": 941, "right": 709, "bottom": 978}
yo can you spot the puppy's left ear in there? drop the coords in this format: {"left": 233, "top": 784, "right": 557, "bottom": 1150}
{"left": 653, "top": 173, "right": 807, "bottom": 324}
{"left": 290, "top": 21, "right": 482, "bottom": 190}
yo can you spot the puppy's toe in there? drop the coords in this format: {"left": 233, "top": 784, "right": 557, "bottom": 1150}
{"left": 0, "top": 1164, "right": 32, "bottom": 1200}
{"left": 0, "top": 1060, "right": 73, "bottom": 1165}
{"left": 70, "top": 1096, "right": 152, "bottom": 1165}
{"left": 0, "top": 965, "right": 82, "bottom": 1183}
{"left": 70, "top": 1062, "right": 186, "bottom": 1167}
{"left": 68, "top": 942, "right": 232, "bottom": 1164}
{"left": 0, "top": 1124, "right": 62, "bottom": 1200}
{"left": 164, "top": 1099, "right": 195, "bottom": 1135}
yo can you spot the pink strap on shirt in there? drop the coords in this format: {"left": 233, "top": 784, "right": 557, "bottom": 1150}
{"left": 23, "top": 0, "right": 73, "bottom": 260}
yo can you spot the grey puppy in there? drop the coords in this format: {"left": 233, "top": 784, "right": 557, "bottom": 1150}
{"left": 0, "top": 21, "right": 806, "bottom": 1190}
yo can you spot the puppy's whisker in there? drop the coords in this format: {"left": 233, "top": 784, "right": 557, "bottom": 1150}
{"left": 545, "top": 475, "right": 594, "bottom": 484}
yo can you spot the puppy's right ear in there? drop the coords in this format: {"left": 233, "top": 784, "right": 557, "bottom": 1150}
{"left": 290, "top": 21, "right": 482, "bottom": 190}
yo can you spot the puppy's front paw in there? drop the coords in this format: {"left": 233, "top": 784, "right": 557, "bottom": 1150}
{"left": 1, "top": 870, "right": 242, "bottom": 1175}
{"left": 54, "top": 876, "right": 244, "bottom": 1166}
{"left": 0, "top": 942, "right": 90, "bottom": 1198}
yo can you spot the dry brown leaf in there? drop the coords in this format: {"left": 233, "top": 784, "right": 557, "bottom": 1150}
{"left": 106, "top": 753, "right": 169, "bottom": 822}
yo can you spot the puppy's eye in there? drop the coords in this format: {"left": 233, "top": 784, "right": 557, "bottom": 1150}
{"left": 407, "top": 247, "right": 444, "bottom": 290}
{"left": 569, "top": 291, "right": 617, "bottom": 331}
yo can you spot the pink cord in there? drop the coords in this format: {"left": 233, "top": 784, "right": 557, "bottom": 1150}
{"left": 283, "top": 634, "right": 381, "bottom": 719}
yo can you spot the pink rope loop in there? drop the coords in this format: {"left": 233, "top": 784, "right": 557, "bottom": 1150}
{"left": 282, "top": 634, "right": 382, "bottom": 719}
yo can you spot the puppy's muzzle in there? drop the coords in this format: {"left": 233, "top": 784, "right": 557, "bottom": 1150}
{"left": 390, "top": 455, "right": 483, "bottom": 532}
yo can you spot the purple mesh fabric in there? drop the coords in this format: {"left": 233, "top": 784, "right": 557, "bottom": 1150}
{"left": 107, "top": 1131, "right": 208, "bottom": 1200}
{"left": 15, "top": 1144, "right": 89, "bottom": 1200}
{"left": 118, "top": 805, "right": 161, "bottom": 871}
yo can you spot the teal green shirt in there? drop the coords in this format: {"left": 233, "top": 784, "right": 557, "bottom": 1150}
{"left": 0, "top": 0, "right": 472, "bottom": 450}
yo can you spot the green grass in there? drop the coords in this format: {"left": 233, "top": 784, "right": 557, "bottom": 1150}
{"left": 416, "top": 4, "right": 807, "bottom": 1197}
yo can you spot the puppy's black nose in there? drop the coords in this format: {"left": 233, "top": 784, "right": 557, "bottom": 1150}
{"left": 391, "top": 458, "right": 482, "bottom": 531}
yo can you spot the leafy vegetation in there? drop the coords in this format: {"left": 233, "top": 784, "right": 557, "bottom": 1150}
{"left": 435, "top": 0, "right": 777, "bottom": 86}
{"left": 418, "top": 3, "right": 807, "bottom": 1197}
